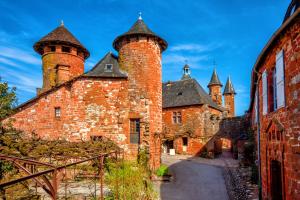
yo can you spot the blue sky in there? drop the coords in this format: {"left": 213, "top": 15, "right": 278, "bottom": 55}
{"left": 0, "top": 0, "right": 291, "bottom": 115}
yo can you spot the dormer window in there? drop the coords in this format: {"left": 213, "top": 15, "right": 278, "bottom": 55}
{"left": 105, "top": 64, "right": 113, "bottom": 72}
{"left": 62, "top": 46, "right": 71, "bottom": 53}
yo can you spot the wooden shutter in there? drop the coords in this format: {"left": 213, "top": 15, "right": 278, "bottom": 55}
{"left": 276, "top": 50, "right": 285, "bottom": 108}
{"left": 262, "top": 71, "right": 268, "bottom": 115}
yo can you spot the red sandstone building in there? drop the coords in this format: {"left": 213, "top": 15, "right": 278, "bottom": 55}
{"left": 162, "top": 64, "right": 236, "bottom": 156}
{"left": 2, "top": 17, "right": 168, "bottom": 170}
{"left": 249, "top": 0, "right": 300, "bottom": 199}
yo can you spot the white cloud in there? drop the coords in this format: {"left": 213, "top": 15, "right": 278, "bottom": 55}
{"left": 163, "top": 53, "right": 208, "bottom": 64}
{"left": 0, "top": 46, "right": 41, "bottom": 65}
{"left": 0, "top": 56, "right": 20, "bottom": 68}
{"left": 169, "top": 43, "right": 222, "bottom": 53}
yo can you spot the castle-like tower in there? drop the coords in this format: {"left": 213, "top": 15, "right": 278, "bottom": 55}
{"left": 208, "top": 69, "right": 223, "bottom": 106}
{"left": 113, "top": 15, "right": 167, "bottom": 169}
{"left": 223, "top": 77, "right": 236, "bottom": 117}
{"left": 33, "top": 22, "right": 89, "bottom": 93}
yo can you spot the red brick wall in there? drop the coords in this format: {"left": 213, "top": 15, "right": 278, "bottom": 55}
{"left": 162, "top": 105, "right": 223, "bottom": 156}
{"left": 118, "top": 36, "right": 163, "bottom": 170}
{"left": 251, "top": 19, "right": 300, "bottom": 200}
{"left": 41, "top": 45, "right": 85, "bottom": 92}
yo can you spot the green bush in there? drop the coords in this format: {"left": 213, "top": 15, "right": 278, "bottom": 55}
{"left": 156, "top": 165, "right": 168, "bottom": 177}
{"left": 105, "top": 160, "right": 157, "bottom": 200}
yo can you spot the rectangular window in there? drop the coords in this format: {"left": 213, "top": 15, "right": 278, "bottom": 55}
{"left": 130, "top": 119, "right": 140, "bottom": 144}
{"left": 275, "top": 50, "right": 285, "bottom": 108}
{"left": 55, "top": 107, "right": 61, "bottom": 118}
{"left": 105, "top": 64, "right": 113, "bottom": 72}
{"left": 172, "top": 112, "right": 177, "bottom": 123}
{"left": 62, "top": 46, "right": 71, "bottom": 53}
{"left": 172, "top": 112, "right": 182, "bottom": 124}
{"left": 177, "top": 112, "right": 182, "bottom": 124}
{"left": 267, "top": 69, "right": 275, "bottom": 113}
{"left": 262, "top": 71, "right": 268, "bottom": 115}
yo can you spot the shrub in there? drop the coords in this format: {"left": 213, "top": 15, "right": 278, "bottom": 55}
{"left": 156, "top": 165, "right": 168, "bottom": 177}
{"left": 105, "top": 160, "right": 157, "bottom": 200}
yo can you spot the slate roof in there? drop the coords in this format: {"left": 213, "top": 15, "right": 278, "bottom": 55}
{"left": 84, "top": 52, "right": 127, "bottom": 78}
{"left": 162, "top": 78, "right": 224, "bottom": 111}
{"left": 113, "top": 18, "right": 167, "bottom": 51}
{"left": 208, "top": 69, "right": 222, "bottom": 87}
{"left": 223, "top": 77, "right": 236, "bottom": 95}
{"left": 33, "top": 24, "right": 90, "bottom": 58}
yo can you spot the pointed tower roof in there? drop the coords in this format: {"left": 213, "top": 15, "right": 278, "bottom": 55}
{"left": 208, "top": 69, "right": 222, "bottom": 87}
{"left": 223, "top": 77, "right": 236, "bottom": 95}
{"left": 113, "top": 15, "right": 167, "bottom": 51}
{"left": 181, "top": 64, "right": 191, "bottom": 80}
{"left": 33, "top": 23, "right": 90, "bottom": 58}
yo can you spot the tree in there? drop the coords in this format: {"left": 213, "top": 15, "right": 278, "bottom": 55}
{"left": 0, "top": 77, "right": 17, "bottom": 120}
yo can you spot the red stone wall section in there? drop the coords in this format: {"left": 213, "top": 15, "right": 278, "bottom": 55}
{"left": 162, "top": 105, "right": 224, "bottom": 156}
{"left": 224, "top": 94, "right": 235, "bottom": 117}
{"left": 3, "top": 78, "right": 131, "bottom": 150}
{"left": 251, "top": 20, "right": 300, "bottom": 200}
{"left": 209, "top": 85, "right": 223, "bottom": 106}
{"left": 118, "top": 36, "right": 163, "bottom": 170}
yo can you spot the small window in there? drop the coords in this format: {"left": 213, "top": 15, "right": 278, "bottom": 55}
{"left": 62, "top": 46, "right": 71, "bottom": 53}
{"left": 55, "top": 107, "right": 61, "bottom": 118}
{"left": 105, "top": 64, "right": 113, "bottom": 72}
{"left": 177, "top": 92, "right": 183, "bottom": 96}
{"left": 49, "top": 46, "right": 56, "bottom": 52}
{"left": 182, "top": 137, "right": 188, "bottom": 146}
{"left": 172, "top": 112, "right": 182, "bottom": 124}
{"left": 130, "top": 119, "right": 140, "bottom": 144}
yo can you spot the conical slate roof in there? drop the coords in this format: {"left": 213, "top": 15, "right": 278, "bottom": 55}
{"left": 113, "top": 18, "right": 167, "bottom": 51}
{"left": 208, "top": 69, "right": 222, "bottom": 87}
{"left": 33, "top": 24, "right": 90, "bottom": 58}
{"left": 223, "top": 77, "right": 236, "bottom": 95}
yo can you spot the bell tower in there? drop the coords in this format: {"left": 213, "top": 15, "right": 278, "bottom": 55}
{"left": 33, "top": 22, "right": 89, "bottom": 94}
{"left": 207, "top": 69, "right": 223, "bottom": 106}
{"left": 113, "top": 14, "right": 167, "bottom": 170}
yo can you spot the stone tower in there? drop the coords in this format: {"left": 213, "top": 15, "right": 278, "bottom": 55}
{"left": 207, "top": 69, "right": 223, "bottom": 106}
{"left": 113, "top": 15, "right": 167, "bottom": 170}
{"left": 34, "top": 22, "right": 89, "bottom": 93}
{"left": 223, "top": 76, "right": 236, "bottom": 117}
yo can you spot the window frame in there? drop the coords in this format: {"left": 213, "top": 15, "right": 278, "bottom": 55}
{"left": 130, "top": 119, "right": 140, "bottom": 144}
{"left": 105, "top": 64, "right": 113, "bottom": 72}
{"left": 54, "top": 107, "right": 61, "bottom": 118}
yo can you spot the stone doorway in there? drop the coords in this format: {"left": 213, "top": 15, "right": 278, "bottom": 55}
{"left": 270, "top": 160, "right": 283, "bottom": 200}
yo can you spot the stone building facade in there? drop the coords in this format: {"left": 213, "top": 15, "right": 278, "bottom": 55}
{"left": 249, "top": 1, "right": 300, "bottom": 199}
{"left": 162, "top": 65, "right": 237, "bottom": 156}
{"left": 2, "top": 17, "right": 167, "bottom": 170}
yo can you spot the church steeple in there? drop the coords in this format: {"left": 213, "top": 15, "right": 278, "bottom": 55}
{"left": 181, "top": 64, "right": 191, "bottom": 80}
